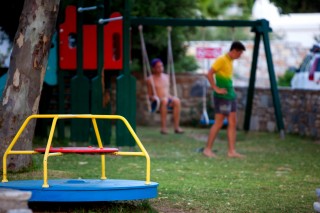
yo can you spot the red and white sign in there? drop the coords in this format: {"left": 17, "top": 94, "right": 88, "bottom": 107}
{"left": 196, "top": 47, "right": 222, "bottom": 59}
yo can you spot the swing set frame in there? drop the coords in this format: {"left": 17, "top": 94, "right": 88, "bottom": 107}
{"left": 126, "top": 16, "right": 285, "bottom": 137}
{"left": 138, "top": 25, "right": 178, "bottom": 113}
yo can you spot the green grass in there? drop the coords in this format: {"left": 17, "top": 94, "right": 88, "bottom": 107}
{"left": 7, "top": 126, "right": 320, "bottom": 212}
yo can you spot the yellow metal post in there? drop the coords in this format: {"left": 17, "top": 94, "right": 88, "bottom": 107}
{"left": 2, "top": 114, "right": 152, "bottom": 187}
{"left": 2, "top": 116, "right": 34, "bottom": 182}
{"left": 42, "top": 116, "right": 59, "bottom": 188}
{"left": 91, "top": 118, "right": 106, "bottom": 179}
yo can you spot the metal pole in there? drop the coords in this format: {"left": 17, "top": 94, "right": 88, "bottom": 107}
{"left": 76, "top": 0, "right": 84, "bottom": 77}
{"left": 244, "top": 30, "right": 261, "bottom": 131}
{"left": 78, "top": 6, "right": 97, "bottom": 12}
{"left": 123, "top": 1, "right": 130, "bottom": 76}
{"left": 98, "top": 16, "right": 123, "bottom": 24}
{"left": 131, "top": 17, "right": 260, "bottom": 27}
{"left": 261, "top": 20, "right": 285, "bottom": 138}
{"left": 116, "top": 0, "right": 136, "bottom": 147}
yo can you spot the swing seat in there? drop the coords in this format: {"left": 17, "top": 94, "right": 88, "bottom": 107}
{"left": 150, "top": 97, "right": 160, "bottom": 113}
{"left": 200, "top": 118, "right": 228, "bottom": 126}
{"left": 34, "top": 147, "right": 119, "bottom": 154}
{"left": 149, "top": 97, "right": 173, "bottom": 113}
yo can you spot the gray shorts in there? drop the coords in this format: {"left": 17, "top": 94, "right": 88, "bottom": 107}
{"left": 214, "top": 96, "right": 237, "bottom": 115}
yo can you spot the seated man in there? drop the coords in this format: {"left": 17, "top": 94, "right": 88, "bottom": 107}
{"left": 146, "top": 58, "right": 184, "bottom": 134}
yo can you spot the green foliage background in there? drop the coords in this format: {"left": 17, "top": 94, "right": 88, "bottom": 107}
{"left": 278, "top": 69, "right": 295, "bottom": 87}
{"left": 1, "top": 0, "right": 318, "bottom": 72}
{"left": 270, "top": 0, "right": 320, "bottom": 13}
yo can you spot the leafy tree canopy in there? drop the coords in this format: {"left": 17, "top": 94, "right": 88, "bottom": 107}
{"left": 0, "top": 0, "right": 24, "bottom": 40}
{"left": 270, "top": 0, "right": 320, "bottom": 14}
{"left": 0, "top": 0, "right": 257, "bottom": 72}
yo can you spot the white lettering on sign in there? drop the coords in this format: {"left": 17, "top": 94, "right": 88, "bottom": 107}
{"left": 196, "top": 47, "right": 222, "bottom": 59}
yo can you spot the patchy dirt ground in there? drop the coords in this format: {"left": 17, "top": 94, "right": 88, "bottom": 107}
{"left": 29, "top": 199, "right": 201, "bottom": 213}
{"left": 29, "top": 200, "right": 198, "bottom": 213}
{"left": 150, "top": 200, "right": 199, "bottom": 213}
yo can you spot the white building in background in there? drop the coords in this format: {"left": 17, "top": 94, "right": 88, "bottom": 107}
{"left": 252, "top": 0, "right": 320, "bottom": 48}
{"left": 187, "top": 0, "right": 320, "bottom": 88}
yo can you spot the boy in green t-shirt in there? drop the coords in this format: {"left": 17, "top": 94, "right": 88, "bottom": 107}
{"left": 203, "top": 41, "right": 246, "bottom": 158}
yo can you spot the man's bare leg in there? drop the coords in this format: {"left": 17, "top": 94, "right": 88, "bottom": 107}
{"left": 203, "top": 114, "right": 225, "bottom": 158}
{"left": 227, "top": 112, "right": 245, "bottom": 158}
{"left": 160, "top": 98, "right": 168, "bottom": 134}
{"left": 172, "top": 97, "right": 183, "bottom": 133}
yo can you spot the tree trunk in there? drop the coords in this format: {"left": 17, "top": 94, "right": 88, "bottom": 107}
{"left": 0, "top": 0, "right": 60, "bottom": 171}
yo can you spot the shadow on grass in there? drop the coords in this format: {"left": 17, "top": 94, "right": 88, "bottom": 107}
{"left": 29, "top": 200, "right": 158, "bottom": 213}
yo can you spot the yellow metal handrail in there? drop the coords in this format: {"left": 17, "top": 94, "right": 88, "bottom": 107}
{"left": 2, "top": 114, "right": 151, "bottom": 188}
